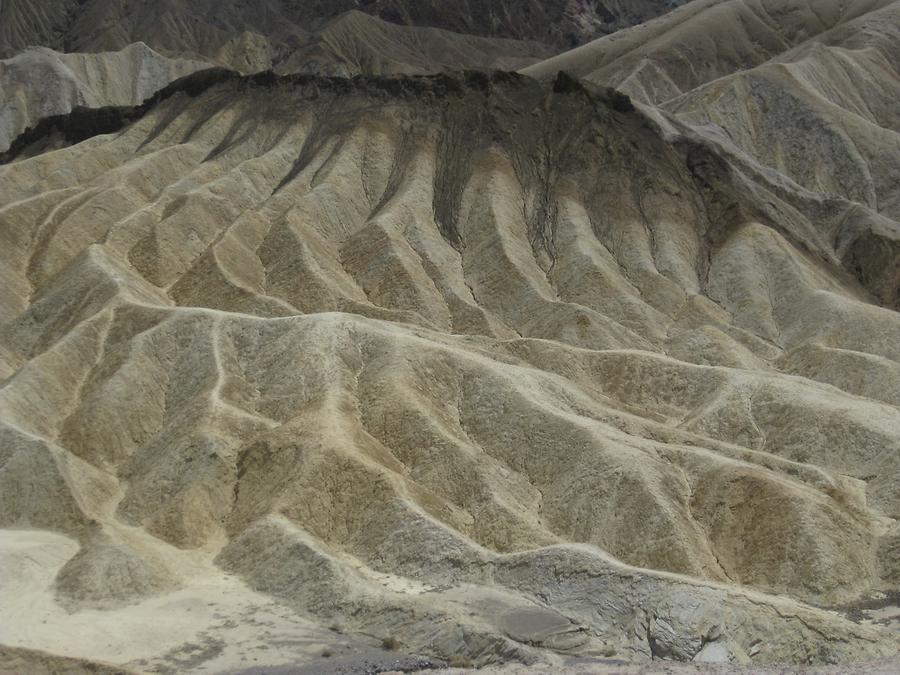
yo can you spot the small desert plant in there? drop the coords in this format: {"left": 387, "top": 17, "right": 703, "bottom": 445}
{"left": 382, "top": 635, "right": 401, "bottom": 651}
{"left": 321, "top": 648, "right": 333, "bottom": 658}
{"left": 608, "top": 89, "right": 634, "bottom": 113}
{"left": 328, "top": 622, "right": 344, "bottom": 634}
{"left": 448, "top": 654, "right": 474, "bottom": 668}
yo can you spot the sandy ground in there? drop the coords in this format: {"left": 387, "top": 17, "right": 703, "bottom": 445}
{"left": 405, "top": 659, "right": 900, "bottom": 675}
{"left": 0, "top": 528, "right": 435, "bottom": 674}
{"left": 2, "top": 528, "right": 898, "bottom": 675}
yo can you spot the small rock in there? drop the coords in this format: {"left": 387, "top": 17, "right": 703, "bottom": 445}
{"left": 694, "top": 641, "right": 731, "bottom": 663}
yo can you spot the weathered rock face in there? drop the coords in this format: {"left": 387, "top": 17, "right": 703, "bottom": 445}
{"left": 0, "top": 43, "right": 208, "bottom": 152}
{"left": 0, "top": 70, "right": 898, "bottom": 667}
{"left": 523, "top": 0, "right": 900, "bottom": 309}
{"left": 270, "top": 11, "right": 556, "bottom": 77}
{"left": 523, "top": 0, "right": 900, "bottom": 102}
{"left": 661, "top": 2, "right": 900, "bottom": 222}
{"left": 0, "top": 7, "right": 555, "bottom": 148}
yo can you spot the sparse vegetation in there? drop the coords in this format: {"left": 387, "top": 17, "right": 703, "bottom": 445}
{"left": 448, "top": 654, "right": 473, "bottom": 668}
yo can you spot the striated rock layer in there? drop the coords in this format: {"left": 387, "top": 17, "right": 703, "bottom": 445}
{"left": 0, "top": 70, "right": 898, "bottom": 668}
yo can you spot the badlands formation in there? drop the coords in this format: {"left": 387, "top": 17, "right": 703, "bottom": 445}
{"left": 0, "top": 43, "right": 207, "bottom": 153}
{"left": 0, "top": 0, "right": 899, "bottom": 673}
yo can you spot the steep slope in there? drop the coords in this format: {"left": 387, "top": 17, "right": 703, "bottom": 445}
{"left": 522, "top": 0, "right": 896, "bottom": 103}
{"left": 0, "top": 4, "right": 561, "bottom": 77}
{"left": 0, "top": 0, "right": 299, "bottom": 68}
{"left": 320, "top": 0, "right": 691, "bottom": 49}
{"left": 522, "top": 0, "right": 900, "bottom": 300}
{"left": 0, "top": 9, "right": 556, "bottom": 158}
{"left": 0, "top": 0, "right": 685, "bottom": 63}
{"left": 0, "top": 42, "right": 208, "bottom": 153}
{"left": 0, "top": 70, "right": 898, "bottom": 670}
{"left": 663, "top": 1, "right": 900, "bottom": 220}
{"left": 273, "top": 11, "right": 555, "bottom": 76}
{"left": 0, "top": 12, "right": 554, "bottom": 154}
{"left": 0, "top": 0, "right": 79, "bottom": 58}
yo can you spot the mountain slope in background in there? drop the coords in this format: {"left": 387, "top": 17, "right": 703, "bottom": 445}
{"left": 272, "top": 11, "right": 555, "bottom": 77}
{"left": 521, "top": 0, "right": 896, "bottom": 101}
{"left": 0, "top": 11, "right": 555, "bottom": 154}
{"left": 663, "top": 1, "right": 900, "bottom": 222}
{"left": 0, "top": 42, "right": 207, "bottom": 152}
{"left": 0, "top": 0, "right": 685, "bottom": 68}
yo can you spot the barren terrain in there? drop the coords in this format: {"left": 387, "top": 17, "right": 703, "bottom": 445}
{"left": 0, "top": 1, "right": 898, "bottom": 673}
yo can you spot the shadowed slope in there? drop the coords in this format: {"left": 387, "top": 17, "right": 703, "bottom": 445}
{"left": 0, "top": 43, "right": 208, "bottom": 152}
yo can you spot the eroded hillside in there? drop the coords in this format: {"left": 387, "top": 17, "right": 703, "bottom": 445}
{"left": 0, "top": 43, "right": 208, "bottom": 153}
{"left": 0, "top": 70, "right": 898, "bottom": 669}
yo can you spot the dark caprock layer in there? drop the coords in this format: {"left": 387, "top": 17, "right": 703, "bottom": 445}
{"left": 4, "top": 65, "right": 897, "bottom": 312}
{"left": 1, "top": 68, "right": 238, "bottom": 163}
